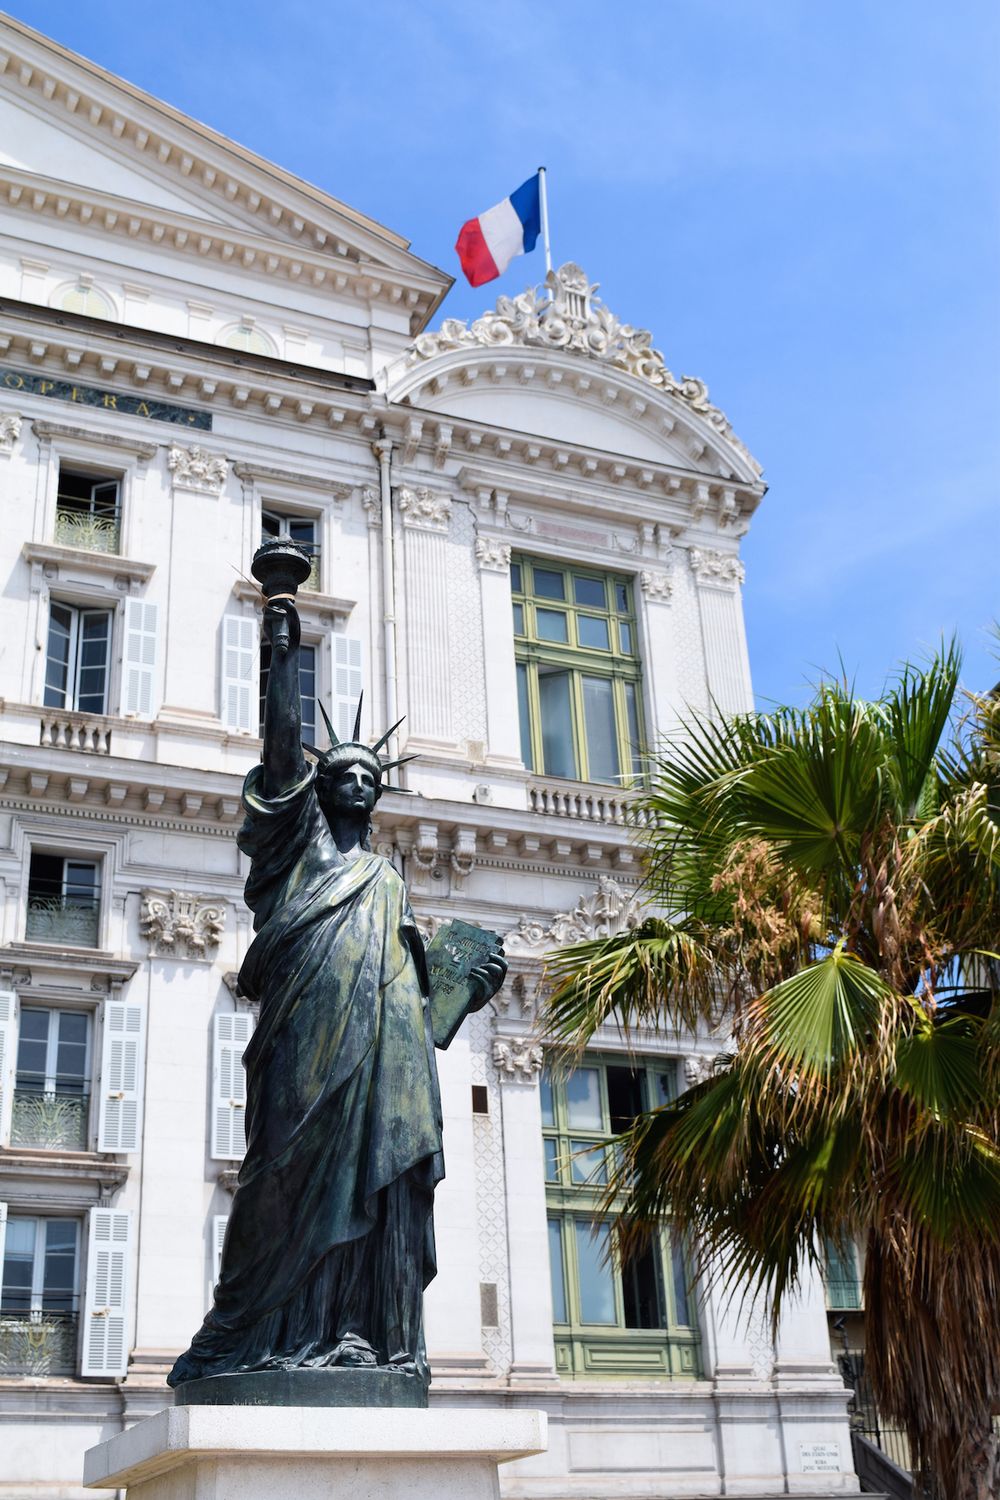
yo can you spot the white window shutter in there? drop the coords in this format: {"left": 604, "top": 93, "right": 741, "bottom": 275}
{"left": 221, "top": 613, "right": 257, "bottom": 733}
{"left": 213, "top": 1214, "right": 229, "bottom": 1286}
{"left": 122, "top": 599, "right": 158, "bottom": 718}
{"left": 81, "top": 1208, "right": 131, "bottom": 1378}
{"left": 332, "top": 633, "right": 363, "bottom": 740}
{"left": 0, "top": 990, "right": 15, "bottom": 1146}
{"left": 0, "top": 1202, "right": 7, "bottom": 1274}
{"left": 210, "top": 1012, "right": 254, "bottom": 1160}
{"left": 97, "top": 999, "right": 146, "bottom": 1153}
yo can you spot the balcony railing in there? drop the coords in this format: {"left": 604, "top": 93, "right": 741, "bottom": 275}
{"left": 527, "top": 776, "right": 653, "bottom": 827}
{"left": 10, "top": 1088, "right": 90, "bottom": 1151}
{"left": 25, "top": 896, "right": 99, "bottom": 947}
{"left": 0, "top": 1311, "right": 78, "bottom": 1377}
{"left": 54, "top": 506, "right": 120, "bottom": 555}
{"left": 39, "top": 710, "right": 112, "bottom": 754}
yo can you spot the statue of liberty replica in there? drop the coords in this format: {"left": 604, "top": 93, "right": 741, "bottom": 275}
{"left": 168, "top": 540, "right": 507, "bottom": 1405}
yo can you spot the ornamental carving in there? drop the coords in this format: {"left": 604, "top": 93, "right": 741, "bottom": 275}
{"left": 505, "top": 875, "right": 644, "bottom": 956}
{"left": 409, "top": 263, "right": 758, "bottom": 475}
{"left": 492, "top": 1037, "right": 544, "bottom": 1082}
{"left": 689, "top": 548, "right": 745, "bottom": 588}
{"left": 167, "top": 444, "right": 228, "bottom": 496}
{"left": 0, "top": 412, "right": 22, "bottom": 454}
{"left": 684, "top": 1055, "right": 716, "bottom": 1087}
{"left": 640, "top": 569, "right": 673, "bottom": 602}
{"left": 140, "top": 889, "right": 226, "bottom": 959}
{"left": 475, "top": 537, "right": 511, "bottom": 572}
{"left": 397, "top": 486, "right": 451, "bottom": 531}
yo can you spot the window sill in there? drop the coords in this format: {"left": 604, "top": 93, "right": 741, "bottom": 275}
{"left": 231, "top": 578, "right": 355, "bottom": 621}
{"left": 0, "top": 1147, "right": 130, "bottom": 1208}
{"left": 22, "top": 540, "right": 156, "bottom": 588}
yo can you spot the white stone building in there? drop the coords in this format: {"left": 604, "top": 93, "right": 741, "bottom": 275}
{"left": 0, "top": 16, "right": 856, "bottom": 1498}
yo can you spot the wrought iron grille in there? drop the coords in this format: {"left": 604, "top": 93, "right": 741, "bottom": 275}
{"left": 10, "top": 1089, "right": 89, "bottom": 1151}
{"left": 0, "top": 1312, "right": 78, "bottom": 1377}
{"left": 54, "top": 506, "right": 121, "bottom": 555}
{"left": 25, "top": 897, "right": 99, "bottom": 947}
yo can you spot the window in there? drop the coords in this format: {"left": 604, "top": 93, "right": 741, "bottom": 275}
{"left": 55, "top": 282, "right": 115, "bottom": 320}
{"left": 11, "top": 1007, "right": 91, "bottom": 1151}
{"left": 541, "top": 1055, "right": 699, "bottom": 1377}
{"left": 26, "top": 853, "right": 100, "bottom": 947}
{"left": 0, "top": 1215, "right": 80, "bottom": 1376}
{"left": 44, "top": 602, "right": 112, "bottom": 715}
{"left": 262, "top": 509, "right": 320, "bottom": 590}
{"left": 219, "top": 321, "right": 276, "bottom": 356}
{"left": 824, "top": 1237, "right": 863, "bottom": 1311}
{"left": 512, "top": 556, "right": 644, "bottom": 785}
{"left": 259, "top": 641, "right": 316, "bottom": 746}
{"left": 54, "top": 466, "right": 121, "bottom": 554}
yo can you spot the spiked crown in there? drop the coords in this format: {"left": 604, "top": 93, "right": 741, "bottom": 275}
{"left": 303, "top": 693, "right": 416, "bottom": 791}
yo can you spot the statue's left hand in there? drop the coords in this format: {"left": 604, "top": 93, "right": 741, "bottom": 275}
{"left": 467, "top": 948, "right": 508, "bottom": 1012}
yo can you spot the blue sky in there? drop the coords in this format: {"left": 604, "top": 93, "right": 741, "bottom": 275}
{"left": 9, "top": 1, "right": 998, "bottom": 705}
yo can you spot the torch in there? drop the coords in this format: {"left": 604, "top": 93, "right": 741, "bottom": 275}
{"left": 250, "top": 539, "right": 312, "bottom": 656}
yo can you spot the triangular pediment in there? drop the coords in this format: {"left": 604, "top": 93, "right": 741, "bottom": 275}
{"left": 0, "top": 15, "right": 450, "bottom": 303}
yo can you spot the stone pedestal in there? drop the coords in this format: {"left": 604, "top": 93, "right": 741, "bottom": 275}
{"left": 84, "top": 1405, "right": 547, "bottom": 1500}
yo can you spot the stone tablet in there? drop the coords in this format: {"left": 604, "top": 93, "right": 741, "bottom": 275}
{"left": 426, "top": 919, "right": 503, "bottom": 1048}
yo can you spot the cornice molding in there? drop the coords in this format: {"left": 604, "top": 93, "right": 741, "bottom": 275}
{"left": 22, "top": 540, "right": 156, "bottom": 587}
{"left": 231, "top": 579, "right": 355, "bottom": 622}
{"left": 32, "top": 417, "right": 157, "bottom": 460}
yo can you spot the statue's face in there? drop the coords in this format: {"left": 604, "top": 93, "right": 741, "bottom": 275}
{"left": 322, "top": 760, "right": 379, "bottom": 817}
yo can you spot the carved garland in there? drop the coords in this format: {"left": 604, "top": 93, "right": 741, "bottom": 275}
{"left": 167, "top": 444, "right": 228, "bottom": 496}
{"left": 408, "top": 262, "right": 759, "bottom": 474}
{"left": 504, "top": 875, "right": 643, "bottom": 956}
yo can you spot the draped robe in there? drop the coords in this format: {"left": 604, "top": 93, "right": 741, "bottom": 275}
{"left": 167, "top": 762, "right": 444, "bottom": 1384}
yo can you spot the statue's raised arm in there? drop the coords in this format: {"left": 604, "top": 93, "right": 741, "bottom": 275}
{"left": 251, "top": 541, "right": 312, "bottom": 798}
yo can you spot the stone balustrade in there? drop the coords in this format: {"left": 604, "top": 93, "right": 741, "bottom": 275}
{"left": 527, "top": 777, "right": 652, "bottom": 827}
{"left": 39, "top": 711, "right": 112, "bottom": 753}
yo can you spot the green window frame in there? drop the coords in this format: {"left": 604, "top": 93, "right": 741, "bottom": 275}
{"left": 511, "top": 555, "right": 644, "bottom": 786}
{"left": 541, "top": 1055, "right": 700, "bottom": 1379}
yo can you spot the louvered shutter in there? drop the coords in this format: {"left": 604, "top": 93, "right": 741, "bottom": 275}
{"left": 81, "top": 1208, "right": 131, "bottom": 1377}
{"left": 221, "top": 614, "right": 257, "bottom": 733}
{"left": 97, "top": 999, "right": 146, "bottom": 1153}
{"left": 210, "top": 1012, "right": 254, "bottom": 1160}
{"left": 213, "top": 1214, "right": 229, "bottom": 1286}
{"left": 122, "top": 599, "right": 158, "bottom": 718}
{"left": 0, "top": 990, "right": 15, "bottom": 1146}
{"left": 332, "top": 634, "right": 363, "bottom": 740}
{"left": 0, "top": 1202, "right": 7, "bottom": 1277}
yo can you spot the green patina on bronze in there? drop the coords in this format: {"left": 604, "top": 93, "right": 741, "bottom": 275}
{"left": 168, "top": 540, "right": 506, "bottom": 1406}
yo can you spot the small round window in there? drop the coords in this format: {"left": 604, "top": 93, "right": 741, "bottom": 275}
{"left": 219, "top": 322, "right": 276, "bottom": 355}
{"left": 56, "top": 283, "right": 116, "bottom": 319}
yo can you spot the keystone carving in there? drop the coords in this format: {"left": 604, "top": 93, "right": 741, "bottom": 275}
{"left": 398, "top": 486, "right": 451, "bottom": 531}
{"left": 167, "top": 444, "right": 228, "bottom": 496}
{"left": 0, "top": 412, "right": 22, "bottom": 454}
{"left": 492, "top": 1037, "right": 544, "bottom": 1082}
{"left": 684, "top": 1055, "right": 717, "bottom": 1087}
{"left": 409, "top": 263, "right": 759, "bottom": 476}
{"left": 688, "top": 548, "right": 745, "bottom": 588}
{"left": 505, "top": 875, "right": 643, "bottom": 955}
{"left": 474, "top": 537, "right": 512, "bottom": 572}
{"left": 140, "top": 889, "right": 226, "bottom": 959}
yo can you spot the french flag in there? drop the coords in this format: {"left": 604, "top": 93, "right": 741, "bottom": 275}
{"left": 455, "top": 174, "right": 542, "bottom": 287}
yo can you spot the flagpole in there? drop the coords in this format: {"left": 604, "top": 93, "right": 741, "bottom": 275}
{"left": 538, "top": 165, "right": 552, "bottom": 276}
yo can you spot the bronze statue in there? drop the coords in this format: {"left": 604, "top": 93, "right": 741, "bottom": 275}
{"left": 168, "top": 541, "right": 506, "bottom": 1401}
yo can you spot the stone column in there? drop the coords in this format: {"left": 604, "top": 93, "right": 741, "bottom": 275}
{"left": 689, "top": 548, "right": 753, "bottom": 715}
{"left": 473, "top": 534, "right": 523, "bottom": 766}
{"left": 423, "top": 1033, "right": 490, "bottom": 1380}
{"left": 398, "top": 486, "right": 455, "bottom": 747}
{"left": 701, "top": 1264, "right": 785, "bottom": 1494}
{"left": 773, "top": 1261, "right": 856, "bottom": 1493}
{"left": 493, "top": 1035, "right": 558, "bottom": 1382}
{"left": 637, "top": 565, "right": 682, "bottom": 739}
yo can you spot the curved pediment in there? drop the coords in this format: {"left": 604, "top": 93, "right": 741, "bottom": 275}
{"left": 386, "top": 263, "right": 762, "bottom": 483}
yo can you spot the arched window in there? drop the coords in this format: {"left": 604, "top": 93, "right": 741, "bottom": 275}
{"left": 218, "top": 321, "right": 276, "bottom": 356}
{"left": 54, "top": 282, "right": 116, "bottom": 320}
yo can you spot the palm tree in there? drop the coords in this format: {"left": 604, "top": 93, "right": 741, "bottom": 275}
{"left": 542, "top": 643, "right": 1000, "bottom": 1500}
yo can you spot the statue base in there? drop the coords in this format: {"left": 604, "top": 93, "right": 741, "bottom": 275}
{"left": 84, "top": 1405, "right": 547, "bottom": 1500}
{"left": 174, "top": 1366, "right": 428, "bottom": 1407}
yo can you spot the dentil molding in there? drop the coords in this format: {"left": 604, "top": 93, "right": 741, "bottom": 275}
{"left": 397, "top": 485, "right": 451, "bottom": 531}
{"left": 167, "top": 444, "right": 228, "bottom": 496}
{"left": 139, "top": 888, "right": 226, "bottom": 959}
{"left": 688, "top": 548, "right": 745, "bottom": 589}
